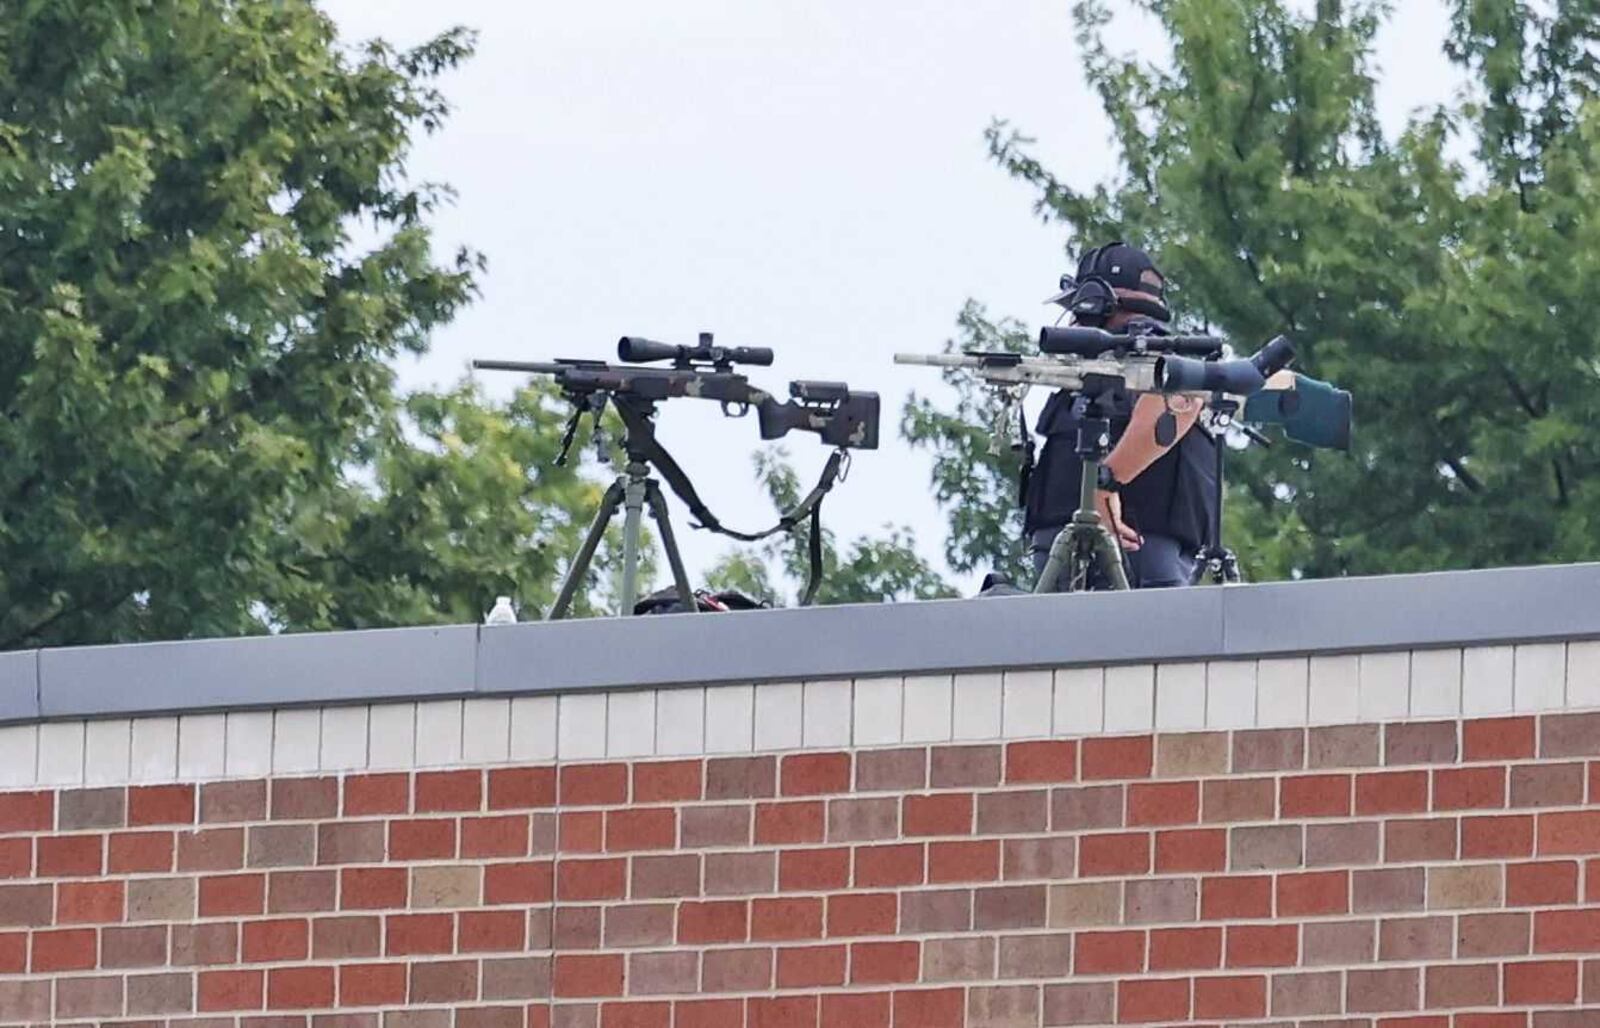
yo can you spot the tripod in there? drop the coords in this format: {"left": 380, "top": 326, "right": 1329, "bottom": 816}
{"left": 546, "top": 394, "right": 697, "bottom": 621}
{"left": 1032, "top": 382, "right": 1132, "bottom": 594}
{"left": 1187, "top": 395, "right": 1269, "bottom": 586}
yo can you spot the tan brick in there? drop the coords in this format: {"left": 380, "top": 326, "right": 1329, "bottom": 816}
{"left": 968, "top": 984, "right": 1040, "bottom": 1028}
{"left": 1002, "top": 838, "right": 1075, "bottom": 881}
{"left": 1048, "top": 882, "right": 1121, "bottom": 927}
{"left": 248, "top": 824, "right": 316, "bottom": 869}
{"left": 827, "top": 797, "right": 899, "bottom": 842}
{"left": 1428, "top": 864, "right": 1503, "bottom": 910}
{"left": 899, "top": 889, "right": 971, "bottom": 932}
{"left": 1302, "top": 920, "right": 1373, "bottom": 965}
{"left": 1050, "top": 785, "right": 1124, "bottom": 831}
{"left": 55, "top": 976, "right": 125, "bottom": 1018}
{"left": 102, "top": 925, "right": 169, "bottom": 968}
{"left": 855, "top": 748, "right": 926, "bottom": 791}
{"left": 976, "top": 790, "right": 1048, "bottom": 834}
{"left": 1124, "top": 878, "right": 1196, "bottom": 924}
{"left": 704, "top": 852, "right": 774, "bottom": 896}
{"left": 58, "top": 788, "right": 127, "bottom": 830}
{"left": 1269, "top": 970, "right": 1342, "bottom": 1016}
{"left": 1042, "top": 982, "right": 1114, "bottom": 1025}
{"left": 0, "top": 981, "right": 50, "bottom": 1021}
{"left": 628, "top": 951, "right": 697, "bottom": 995}
{"left": 931, "top": 745, "right": 1003, "bottom": 788}
{"left": 1379, "top": 916, "right": 1452, "bottom": 961}
{"left": 125, "top": 972, "right": 193, "bottom": 1015}
{"left": 1352, "top": 867, "right": 1426, "bottom": 913}
{"left": 1308, "top": 724, "right": 1380, "bottom": 768}
{"left": 1457, "top": 911, "right": 1530, "bottom": 957}
{"left": 481, "top": 955, "right": 551, "bottom": 1000}
{"left": 1424, "top": 961, "right": 1498, "bottom": 1007}
{"left": 1345, "top": 966, "right": 1420, "bottom": 1013}
{"left": 1385, "top": 721, "right": 1459, "bottom": 765}
{"left": 1541, "top": 712, "right": 1600, "bottom": 758}
{"left": 1511, "top": 763, "right": 1586, "bottom": 807}
{"left": 128, "top": 878, "right": 195, "bottom": 922}
{"left": 679, "top": 805, "right": 750, "bottom": 848}
{"left": 1231, "top": 825, "right": 1304, "bottom": 870}
{"left": 603, "top": 905, "right": 674, "bottom": 948}
{"left": 1305, "top": 821, "right": 1380, "bottom": 867}
{"left": 409, "top": 865, "right": 482, "bottom": 909}
{"left": 1233, "top": 728, "right": 1305, "bottom": 772}
{"left": 701, "top": 947, "right": 771, "bottom": 992}
{"left": 0, "top": 883, "right": 53, "bottom": 926}
{"left": 997, "top": 933, "right": 1071, "bottom": 978}
{"left": 922, "top": 936, "right": 995, "bottom": 981}
{"left": 553, "top": 906, "right": 601, "bottom": 949}
{"left": 171, "top": 922, "right": 238, "bottom": 966}
{"left": 1155, "top": 732, "right": 1229, "bottom": 777}
{"left": 704, "top": 756, "right": 775, "bottom": 800}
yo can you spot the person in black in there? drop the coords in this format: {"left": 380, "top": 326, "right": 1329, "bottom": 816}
{"left": 1025, "top": 242, "right": 1217, "bottom": 588}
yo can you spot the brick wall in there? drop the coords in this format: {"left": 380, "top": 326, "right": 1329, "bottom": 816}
{"left": 2, "top": 701, "right": 1599, "bottom": 1027}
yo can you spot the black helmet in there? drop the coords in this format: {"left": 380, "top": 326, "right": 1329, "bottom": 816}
{"left": 1046, "top": 241, "right": 1170, "bottom": 324}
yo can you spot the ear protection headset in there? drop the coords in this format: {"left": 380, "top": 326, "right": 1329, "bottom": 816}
{"left": 1050, "top": 241, "right": 1173, "bottom": 325}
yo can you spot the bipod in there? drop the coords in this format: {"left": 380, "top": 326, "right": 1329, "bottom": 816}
{"left": 1033, "top": 383, "right": 1131, "bottom": 594}
{"left": 546, "top": 396, "right": 697, "bottom": 620}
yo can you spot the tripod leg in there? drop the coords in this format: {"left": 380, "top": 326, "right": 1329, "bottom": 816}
{"left": 644, "top": 479, "right": 697, "bottom": 614}
{"left": 548, "top": 479, "right": 626, "bottom": 620}
{"left": 1032, "top": 524, "right": 1071, "bottom": 594}
{"left": 619, "top": 466, "right": 648, "bottom": 615}
{"left": 1087, "top": 517, "right": 1131, "bottom": 591}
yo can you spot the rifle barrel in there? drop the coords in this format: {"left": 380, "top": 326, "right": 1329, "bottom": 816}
{"left": 472, "top": 359, "right": 574, "bottom": 374}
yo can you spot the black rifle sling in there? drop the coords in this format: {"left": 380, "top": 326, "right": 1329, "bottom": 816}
{"left": 612, "top": 397, "right": 841, "bottom": 605}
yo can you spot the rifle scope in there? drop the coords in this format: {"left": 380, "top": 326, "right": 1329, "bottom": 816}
{"left": 1038, "top": 326, "right": 1223, "bottom": 358}
{"left": 1155, "top": 334, "right": 1296, "bottom": 395}
{"left": 618, "top": 336, "right": 775, "bottom": 367}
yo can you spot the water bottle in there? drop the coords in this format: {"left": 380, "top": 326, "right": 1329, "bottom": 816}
{"left": 485, "top": 596, "right": 517, "bottom": 625}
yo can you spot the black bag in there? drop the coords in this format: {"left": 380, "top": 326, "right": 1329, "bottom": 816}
{"left": 632, "top": 587, "right": 772, "bottom": 616}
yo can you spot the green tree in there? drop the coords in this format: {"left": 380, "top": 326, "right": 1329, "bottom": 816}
{"left": 0, "top": 1, "right": 615, "bottom": 646}
{"left": 927, "top": 0, "right": 1600, "bottom": 580}
{"left": 704, "top": 448, "right": 955, "bottom": 605}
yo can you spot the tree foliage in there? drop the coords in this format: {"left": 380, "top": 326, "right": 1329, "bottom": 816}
{"left": 0, "top": 1, "right": 616, "bottom": 646}
{"left": 946, "top": 0, "right": 1600, "bottom": 579}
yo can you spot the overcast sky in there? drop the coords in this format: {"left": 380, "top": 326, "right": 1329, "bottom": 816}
{"left": 320, "top": 0, "right": 1462, "bottom": 598}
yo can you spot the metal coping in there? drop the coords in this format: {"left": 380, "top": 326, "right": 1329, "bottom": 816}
{"left": 6, "top": 562, "right": 1598, "bottom": 723}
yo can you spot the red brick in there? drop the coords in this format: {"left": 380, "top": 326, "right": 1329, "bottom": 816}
{"left": 1539, "top": 811, "right": 1600, "bottom": 855}
{"left": 1075, "top": 930, "right": 1144, "bottom": 973}
{"left": 1534, "top": 909, "right": 1600, "bottom": 953}
{"left": 927, "top": 840, "right": 999, "bottom": 883}
{"left": 460, "top": 910, "right": 526, "bottom": 952}
{"left": 55, "top": 880, "right": 123, "bottom": 924}
{"left": 29, "top": 927, "right": 96, "bottom": 971}
{"left": 1507, "top": 860, "right": 1579, "bottom": 906}
{"left": 1459, "top": 911, "right": 1532, "bottom": 957}
{"left": 340, "top": 963, "right": 406, "bottom": 1006}
{"left": 416, "top": 770, "right": 482, "bottom": 812}
{"left": 1005, "top": 740, "right": 1077, "bottom": 783}
{"left": 128, "top": 785, "right": 195, "bottom": 826}
{"left": 1155, "top": 828, "right": 1226, "bottom": 873}
{"left": 341, "top": 773, "right": 409, "bottom": 816}
{"left": 0, "top": 792, "right": 52, "bottom": 834}
{"left": 777, "top": 944, "right": 846, "bottom": 987}
{"left": 198, "top": 969, "right": 263, "bottom": 1011}
{"left": 265, "top": 964, "right": 334, "bottom": 1009}
{"left": 1462, "top": 815, "right": 1534, "bottom": 859}
{"left": 902, "top": 794, "right": 971, "bottom": 836}
{"left": 606, "top": 808, "right": 676, "bottom": 852}
{"left": 1117, "top": 978, "right": 1190, "bottom": 1023}
{"left": 822, "top": 992, "right": 889, "bottom": 1028}
{"left": 386, "top": 913, "right": 453, "bottom": 955}
{"left": 1226, "top": 923, "right": 1298, "bottom": 967}
{"left": 560, "top": 764, "right": 628, "bottom": 806}
{"left": 828, "top": 893, "right": 897, "bottom": 937}
{"left": 558, "top": 858, "right": 625, "bottom": 901}
{"left": 1278, "top": 871, "right": 1349, "bottom": 916}
{"left": 1082, "top": 735, "right": 1153, "bottom": 780}
{"left": 0, "top": 837, "right": 29, "bottom": 878}
{"left": 461, "top": 815, "right": 530, "bottom": 859}
{"left": 678, "top": 901, "right": 748, "bottom": 944}
{"left": 601, "top": 1001, "right": 670, "bottom": 1028}
{"left": 488, "top": 766, "right": 556, "bottom": 809}
{"left": 1201, "top": 875, "right": 1273, "bottom": 919}
{"left": 1355, "top": 771, "right": 1428, "bottom": 815}
{"left": 480, "top": 861, "right": 553, "bottom": 906}
{"left": 890, "top": 988, "right": 962, "bottom": 1028}
{"left": 1194, "top": 974, "right": 1266, "bottom": 1019}
{"left": 1434, "top": 766, "right": 1506, "bottom": 811}
{"left": 553, "top": 953, "right": 623, "bottom": 998}
{"left": 855, "top": 844, "right": 925, "bottom": 888}
{"left": 0, "top": 932, "right": 23, "bottom": 973}
{"left": 778, "top": 847, "right": 848, "bottom": 891}
{"left": 1127, "top": 781, "right": 1200, "bottom": 825}
{"left": 1425, "top": 962, "right": 1497, "bottom": 1007}
{"left": 389, "top": 819, "right": 456, "bottom": 860}
{"left": 200, "top": 873, "right": 265, "bottom": 916}
{"left": 1385, "top": 818, "right": 1458, "bottom": 862}
{"left": 1464, "top": 716, "right": 1535, "bottom": 760}
{"left": 340, "top": 867, "right": 408, "bottom": 910}
{"left": 38, "top": 834, "right": 104, "bottom": 876}
{"left": 755, "top": 802, "right": 824, "bottom": 845}
{"left": 675, "top": 998, "right": 746, "bottom": 1028}
{"left": 851, "top": 940, "right": 920, "bottom": 984}
{"left": 242, "top": 919, "right": 309, "bottom": 962}
{"left": 1505, "top": 959, "right": 1578, "bottom": 1003}
{"left": 559, "top": 811, "right": 604, "bottom": 853}
{"left": 633, "top": 761, "right": 702, "bottom": 803}
{"left": 1281, "top": 774, "right": 1352, "bottom": 818}
{"left": 781, "top": 752, "right": 851, "bottom": 796}
{"left": 752, "top": 897, "right": 823, "bottom": 941}
{"left": 1148, "top": 926, "right": 1221, "bottom": 970}
{"left": 1079, "top": 831, "right": 1151, "bottom": 876}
